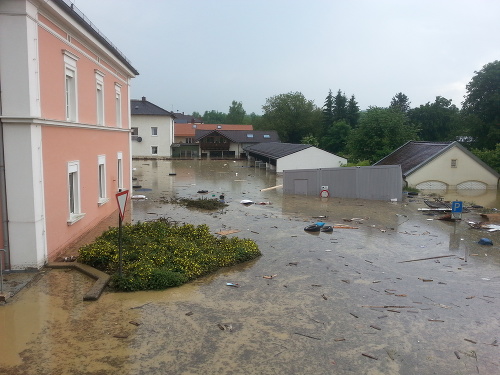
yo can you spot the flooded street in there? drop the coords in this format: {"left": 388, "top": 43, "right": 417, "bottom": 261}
{"left": 1, "top": 160, "right": 499, "bottom": 374}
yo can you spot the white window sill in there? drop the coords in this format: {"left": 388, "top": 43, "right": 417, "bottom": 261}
{"left": 67, "top": 213, "right": 86, "bottom": 225}
{"left": 98, "top": 198, "right": 110, "bottom": 206}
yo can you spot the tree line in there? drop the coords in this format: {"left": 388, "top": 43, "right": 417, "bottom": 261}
{"left": 192, "top": 61, "right": 500, "bottom": 171}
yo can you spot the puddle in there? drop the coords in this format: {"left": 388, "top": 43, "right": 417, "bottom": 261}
{"left": 1, "top": 160, "right": 499, "bottom": 374}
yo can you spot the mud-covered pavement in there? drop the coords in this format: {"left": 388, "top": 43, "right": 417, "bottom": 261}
{"left": 1, "top": 160, "right": 499, "bottom": 375}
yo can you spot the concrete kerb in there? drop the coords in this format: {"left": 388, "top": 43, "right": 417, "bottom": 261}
{"left": 46, "top": 262, "right": 111, "bottom": 301}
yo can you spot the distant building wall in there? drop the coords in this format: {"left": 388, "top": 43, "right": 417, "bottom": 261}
{"left": 407, "top": 147, "right": 499, "bottom": 189}
{"left": 278, "top": 148, "right": 347, "bottom": 173}
{"left": 132, "top": 115, "right": 174, "bottom": 157}
{"left": 283, "top": 165, "right": 403, "bottom": 201}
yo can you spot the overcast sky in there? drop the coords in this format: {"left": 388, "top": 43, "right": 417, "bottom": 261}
{"left": 73, "top": 0, "right": 499, "bottom": 115}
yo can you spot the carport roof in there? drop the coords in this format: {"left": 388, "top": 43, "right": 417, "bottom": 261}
{"left": 194, "top": 130, "right": 280, "bottom": 143}
{"left": 244, "top": 142, "right": 312, "bottom": 160}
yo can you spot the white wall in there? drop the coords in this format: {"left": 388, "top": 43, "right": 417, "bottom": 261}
{"left": 407, "top": 146, "right": 499, "bottom": 189}
{"left": 132, "top": 115, "right": 174, "bottom": 157}
{"left": 277, "top": 148, "right": 347, "bottom": 173}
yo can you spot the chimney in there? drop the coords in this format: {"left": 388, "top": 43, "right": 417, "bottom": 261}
{"left": 142, "top": 96, "right": 146, "bottom": 102}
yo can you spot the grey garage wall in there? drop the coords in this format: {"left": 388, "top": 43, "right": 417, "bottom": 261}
{"left": 283, "top": 165, "right": 403, "bottom": 201}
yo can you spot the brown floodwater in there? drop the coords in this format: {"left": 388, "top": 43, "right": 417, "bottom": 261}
{"left": 1, "top": 160, "right": 499, "bottom": 374}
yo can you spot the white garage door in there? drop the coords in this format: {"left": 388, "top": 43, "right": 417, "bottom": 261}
{"left": 457, "top": 181, "right": 487, "bottom": 190}
{"left": 416, "top": 181, "right": 447, "bottom": 190}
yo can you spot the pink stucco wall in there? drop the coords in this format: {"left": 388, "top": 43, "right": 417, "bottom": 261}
{"left": 37, "top": 17, "right": 130, "bottom": 128}
{"left": 42, "top": 126, "right": 130, "bottom": 260}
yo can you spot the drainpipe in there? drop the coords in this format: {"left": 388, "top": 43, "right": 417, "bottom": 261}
{"left": 0, "top": 83, "right": 10, "bottom": 270}
{"left": 0, "top": 248, "right": 5, "bottom": 294}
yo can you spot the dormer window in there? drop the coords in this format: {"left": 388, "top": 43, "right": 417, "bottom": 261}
{"left": 263, "top": 134, "right": 270, "bottom": 138}
{"left": 247, "top": 133, "right": 254, "bottom": 138}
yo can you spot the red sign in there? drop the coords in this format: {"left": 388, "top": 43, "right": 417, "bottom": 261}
{"left": 116, "top": 190, "right": 129, "bottom": 221}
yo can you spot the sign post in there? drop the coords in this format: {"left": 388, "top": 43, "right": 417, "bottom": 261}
{"left": 451, "top": 201, "right": 463, "bottom": 220}
{"left": 116, "top": 190, "right": 129, "bottom": 277}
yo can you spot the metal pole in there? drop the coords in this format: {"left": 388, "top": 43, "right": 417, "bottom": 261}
{"left": 118, "top": 214, "right": 123, "bottom": 277}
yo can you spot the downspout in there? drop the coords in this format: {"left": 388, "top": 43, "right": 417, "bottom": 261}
{"left": 0, "top": 82, "right": 10, "bottom": 270}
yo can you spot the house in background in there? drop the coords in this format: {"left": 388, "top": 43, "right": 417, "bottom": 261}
{"left": 172, "top": 124, "right": 254, "bottom": 158}
{"left": 374, "top": 141, "right": 499, "bottom": 190}
{"left": 245, "top": 143, "right": 347, "bottom": 173}
{"left": 173, "top": 112, "right": 203, "bottom": 124}
{"left": 0, "top": 0, "right": 138, "bottom": 270}
{"left": 194, "top": 130, "right": 280, "bottom": 158}
{"left": 131, "top": 97, "right": 175, "bottom": 158}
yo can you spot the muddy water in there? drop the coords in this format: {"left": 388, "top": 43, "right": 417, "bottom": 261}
{"left": 1, "top": 160, "right": 499, "bottom": 375}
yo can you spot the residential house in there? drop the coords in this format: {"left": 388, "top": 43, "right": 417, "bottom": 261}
{"left": 173, "top": 124, "right": 254, "bottom": 158}
{"left": 194, "top": 130, "right": 279, "bottom": 159}
{"left": 173, "top": 112, "right": 203, "bottom": 124}
{"left": 245, "top": 142, "right": 347, "bottom": 173}
{"left": 131, "top": 97, "right": 175, "bottom": 158}
{"left": 374, "top": 141, "right": 499, "bottom": 190}
{"left": 0, "top": 0, "right": 138, "bottom": 270}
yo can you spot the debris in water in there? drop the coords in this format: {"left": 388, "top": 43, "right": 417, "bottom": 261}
{"left": 129, "top": 321, "right": 141, "bottom": 326}
{"left": 398, "top": 255, "right": 455, "bottom": 263}
{"left": 362, "top": 353, "right": 378, "bottom": 360}
{"left": 217, "top": 323, "right": 233, "bottom": 332}
{"left": 294, "top": 332, "right": 321, "bottom": 340}
{"left": 226, "top": 282, "right": 240, "bottom": 287}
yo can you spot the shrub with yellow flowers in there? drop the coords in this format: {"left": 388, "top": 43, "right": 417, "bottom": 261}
{"left": 78, "top": 218, "right": 261, "bottom": 291}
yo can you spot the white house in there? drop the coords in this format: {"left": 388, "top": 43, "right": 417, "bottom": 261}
{"left": 131, "top": 97, "right": 175, "bottom": 158}
{"left": 245, "top": 143, "right": 347, "bottom": 173}
{"left": 374, "top": 141, "right": 499, "bottom": 190}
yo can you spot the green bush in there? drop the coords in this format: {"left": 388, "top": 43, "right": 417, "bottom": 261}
{"left": 78, "top": 219, "right": 261, "bottom": 291}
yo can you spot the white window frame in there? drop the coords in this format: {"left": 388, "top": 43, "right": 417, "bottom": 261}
{"left": 151, "top": 146, "right": 158, "bottom": 155}
{"left": 98, "top": 155, "right": 108, "bottom": 205}
{"left": 95, "top": 70, "right": 105, "bottom": 125}
{"left": 151, "top": 127, "right": 158, "bottom": 136}
{"left": 63, "top": 50, "right": 79, "bottom": 122}
{"left": 117, "top": 152, "right": 123, "bottom": 191}
{"left": 115, "top": 83, "right": 122, "bottom": 127}
{"left": 67, "top": 161, "right": 85, "bottom": 224}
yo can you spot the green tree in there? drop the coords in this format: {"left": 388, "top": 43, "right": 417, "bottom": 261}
{"left": 409, "top": 96, "right": 460, "bottom": 141}
{"left": 347, "top": 107, "right": 419, "bottom": 162}
{"left": 333, "top": 89, "right": 347, "bottom": 122}
{"left": 202, "top": 110, "right": 227, "bottom": 124}
{"left": 192, "top": 111, "right": 202, "bottom": 119}
{"left": 261, "top": 92, "right": 320, "bottom": 143}
{"left": 462, "top": 60, "right": 500, "bottom": 149}
{"left": 301, "top": 134, "right": 320, "bottom": 147}
{"left": 244, "top": 112, "right": 262, "bottom": 127}
{"left": 320, "top": 119, "right": 351, "bottom": 155}
{"left": 322, "top": 89, "right": 334, "bottom": 133}
{"left": 390, "top": 92, "right": 411, "bottom": 114}
{"left": 346, "top": 95, "right": 360, "bottom": 127}
{"left": 226, "top": 100, "right": 246, "bottom": 124}
{"left": 471, "top": 144, "right": 500, "bottom": 173}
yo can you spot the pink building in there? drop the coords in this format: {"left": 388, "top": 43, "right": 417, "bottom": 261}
{"left": 0, "top": 0, "right": 139, "bottom": 270}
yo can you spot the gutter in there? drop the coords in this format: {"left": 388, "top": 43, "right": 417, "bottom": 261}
{"left": 0, "top": 83, "right": 10, "bottom": 270}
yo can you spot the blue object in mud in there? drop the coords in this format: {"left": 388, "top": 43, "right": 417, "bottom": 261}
{"left": 478, "top": 238, "right": 493, "bottom": 246}
{"left": 315, "top": 222, "right": 326, "bottom": 227}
